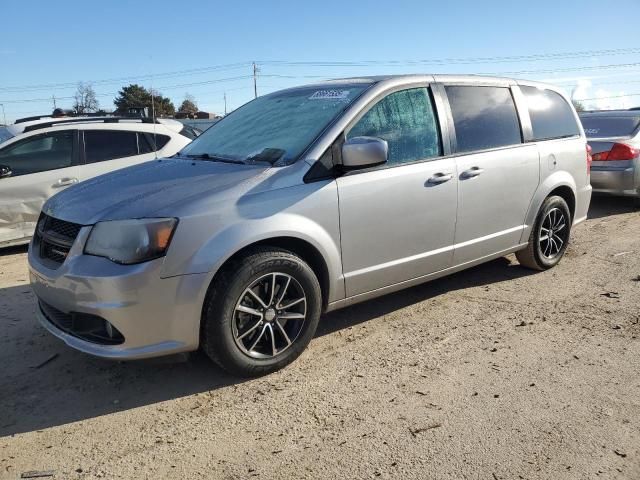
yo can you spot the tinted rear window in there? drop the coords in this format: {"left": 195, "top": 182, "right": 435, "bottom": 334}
{"left": 579, "top": 116, "right": 640, "bottom": 138}
{"left": 84, "top": 130, "right": 138, "bottom": 163}
{"left": 521, "top": 86, "right": 580, "bottom": 141}
{"left": 445, "top": 86, "right": 522, "bottom": 153}
{"left": 139, "top": 133, "right": 171, "bottom": 153}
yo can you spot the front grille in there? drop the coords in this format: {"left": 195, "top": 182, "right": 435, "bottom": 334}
{"left": 47, "top": 216, "right": 82, "bottom": 239}
{"left": 39, "top": 301, "right": 125, "bottom": 345}
{"left": 34, "top": 213, "right": 83, "bottom": 268}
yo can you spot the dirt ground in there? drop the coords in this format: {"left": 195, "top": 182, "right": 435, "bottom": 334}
{"left": 0, "top": 196, "right": 639, "bottom": 480}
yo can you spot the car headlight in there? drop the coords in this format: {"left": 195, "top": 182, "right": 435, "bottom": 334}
{"left": 84, "top": 218, "right": 178, "bottom": 265}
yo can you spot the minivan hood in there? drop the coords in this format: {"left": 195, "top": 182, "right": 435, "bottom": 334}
{"left": 44, "top": 158, "right": 271, "bottom": 225}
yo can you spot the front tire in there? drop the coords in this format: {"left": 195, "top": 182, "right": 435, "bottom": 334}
{"left": 516, "top": 195, "right": 572, "bottom": 271}
{"left": 201, "top": 247, "right": 322, "bottom": 377}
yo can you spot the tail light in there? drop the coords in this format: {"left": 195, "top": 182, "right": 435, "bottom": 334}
{"left": 586, "top": 144, "right": 592, "bottom": 173}
{"left": 591, "top": 142, "right": 640, "bottom": 161}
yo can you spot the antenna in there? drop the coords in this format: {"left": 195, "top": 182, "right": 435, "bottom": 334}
{"left": 224, "top": 92, "right": 227, "bottom": 116}
{"left": 150, "top": 68, "right": 158, "bottom": 160}
{"left": 252, "top": 62, "right": 259, "bottom": 99}
{"left": 151, "top": 89, "right": 157, "bottom": 159}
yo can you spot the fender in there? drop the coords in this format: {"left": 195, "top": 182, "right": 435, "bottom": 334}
{"left": 160, "top": 180, "right": 344, "bottom": 304}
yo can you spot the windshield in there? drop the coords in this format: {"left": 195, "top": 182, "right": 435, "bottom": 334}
{"left": 0, "top": 127, "right": 15, "bottom": 145}
{"left": 580, "top": 116, "right": 640, "bottom": 138}
{"left": 179, "top": 85, "right": 368, "bottom": 165}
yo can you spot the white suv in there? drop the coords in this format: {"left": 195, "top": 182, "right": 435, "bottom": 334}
{"left": 0, "top": 116, "right": 192, "bottom": 247}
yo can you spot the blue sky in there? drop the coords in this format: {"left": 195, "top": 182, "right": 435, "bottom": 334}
{"left": 2, "top": 0, "right": 640, "bottom": 122}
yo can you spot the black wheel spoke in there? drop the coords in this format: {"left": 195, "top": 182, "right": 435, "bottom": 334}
{"left": 539, "top": 207, "right": 568, "bottom": 259}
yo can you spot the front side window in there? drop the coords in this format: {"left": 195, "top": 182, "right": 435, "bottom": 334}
{"left": 446, "top": 86, "right": 522, "bottom": 153}
{"left": 347, "top": 87, "right": 442, "bottom": 165}
{"left": 84, "top": 130, "right": 139, "bottom": 163}
{"left": 0, "top": 130, "right": 74, "bottom": 177}
{"left": 180, "top": 85, "right": 368, "bottom": 165}
{"left": 521, "top": 86, "right": 581, "bottom": 141}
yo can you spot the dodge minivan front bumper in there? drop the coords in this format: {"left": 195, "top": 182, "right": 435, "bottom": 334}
{"left": 28, "top": 229, "right": 209, "bottom": 360}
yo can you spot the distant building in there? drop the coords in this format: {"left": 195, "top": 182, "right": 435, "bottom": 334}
{"left": 175, "top": 111, "right": 221, "bottom": 120}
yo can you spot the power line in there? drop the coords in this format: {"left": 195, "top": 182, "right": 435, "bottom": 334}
{"left": 3, "top": 47, "right": 640, "bottom": 94}
{"left": 578, "top": 92, "right": 640, "bottom": 101}
{"left": 0, "top": 62, "right": 252, "bottom": 93}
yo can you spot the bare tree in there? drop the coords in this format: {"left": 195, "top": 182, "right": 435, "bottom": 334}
{"left": 73, "top": 82, "right": 99, "bottom": 114}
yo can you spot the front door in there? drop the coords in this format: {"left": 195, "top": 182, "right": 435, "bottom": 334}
{"left": 0, "top": 130, "right": 79, "bottom": 246}
{"left": 337, "top": 87, "right": 458, "bottom": 297}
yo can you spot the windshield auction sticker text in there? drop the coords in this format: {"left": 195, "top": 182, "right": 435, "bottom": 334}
{"left": 309, "top": 90, "right": 351, "bottom": 100}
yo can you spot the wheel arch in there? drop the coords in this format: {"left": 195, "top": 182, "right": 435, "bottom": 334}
{"left": 520, "top": 172, "right": 577, "bottom": 244}
{"left": 213, "top": 236, "right": 332, "bottom": 312}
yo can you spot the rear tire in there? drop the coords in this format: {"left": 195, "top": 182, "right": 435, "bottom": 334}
{"left": 201, "top": 247, "right": 322, "bottom": 377}
{"left": 516, "top": 195, "right": 572, "bottom": 271}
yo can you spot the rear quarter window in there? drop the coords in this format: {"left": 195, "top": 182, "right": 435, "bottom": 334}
{"left": 521, "top": 86, "right": 580, "bottom": 141}
{"left": 139, "top": 133, "right": 171, "bottom": 153}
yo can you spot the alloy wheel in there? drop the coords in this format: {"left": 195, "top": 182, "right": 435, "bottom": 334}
{"left": 232, "top": 272, "right": 307, "bottom": 359}
{"left": 539, "top": 207, "right": 568, "bottom": 259}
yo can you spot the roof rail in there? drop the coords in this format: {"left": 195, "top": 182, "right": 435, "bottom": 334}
{"left": 14, "top": 115, "right": 54, "bottom": 124}
{"left": 22, "top": 117, "right": 161, "bottom": 133}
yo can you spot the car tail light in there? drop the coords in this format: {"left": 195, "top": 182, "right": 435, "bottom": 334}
{"left": 586, "top": 144, "right": 592, "bottom": 173}
{"left": 591, "top": 142, "right": 640, "bottom": 161}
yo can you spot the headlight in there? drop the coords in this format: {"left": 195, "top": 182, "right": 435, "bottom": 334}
{"left": 85, "top": 218, "right": 178, "bottom": 265}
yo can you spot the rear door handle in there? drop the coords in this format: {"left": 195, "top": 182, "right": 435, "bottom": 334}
{"left": 427, "top": 172, "right": 454, "bottom": 184}
{"left": 461, "top": 167, "right": 484, "bottom": 179}
{"left": 52, "top": 177, "right": 78, "bottom": 188}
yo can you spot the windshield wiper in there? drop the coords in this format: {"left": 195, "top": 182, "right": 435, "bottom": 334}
{"left": 183, "top": 153, "right": 245, "bottom": 164}
{"left": 245, "top": 148, "right": 286, "bottom": 165}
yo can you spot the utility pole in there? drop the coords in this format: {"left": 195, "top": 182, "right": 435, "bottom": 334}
{"left": 223, "top": 92, "right": 227, "bottom": 116}
{"left": 253, "top": 62, "right": 258, "bottom": 99}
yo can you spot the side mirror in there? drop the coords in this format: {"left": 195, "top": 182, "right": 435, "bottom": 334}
{"left": 341, "top": 136, "right": 388, "bottom": 169}
{"left": 0, "top": 165, "right": 11, "bottom": 179}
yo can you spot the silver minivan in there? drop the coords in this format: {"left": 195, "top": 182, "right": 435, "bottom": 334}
{"left": 28, "top": 75, "right": 592, "bottom": 376}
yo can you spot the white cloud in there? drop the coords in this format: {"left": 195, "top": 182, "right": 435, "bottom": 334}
{"left": 569, "top": 78, "right": 632, "bottom": 110}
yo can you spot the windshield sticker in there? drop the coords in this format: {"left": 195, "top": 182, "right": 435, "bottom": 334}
{"left": 309, "top": 90, "right": 351, "bottom": 100}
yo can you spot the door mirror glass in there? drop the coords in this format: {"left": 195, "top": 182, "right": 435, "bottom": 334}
{"left": 0, "top": 164, "right": 12, "bottom": 178}
{"left": 342, "top": 136, "right": 388, "bottom": 169}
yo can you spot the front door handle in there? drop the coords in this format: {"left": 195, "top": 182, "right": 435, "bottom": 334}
{"left": 461, "top": 167, "right": 484, "bottom": 179}
{"left": 427, "top": 172, "right": 454, "bottom": 184}
{"left": 52, "top": 177, "right": 78, "bottom": 188}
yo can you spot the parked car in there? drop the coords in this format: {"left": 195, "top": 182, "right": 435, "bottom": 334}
{"left": 28, "top": 75, "right": 592, "bottom": 376}
{"left": 579, "top": 110, "right": 640, "bottom": 205}
{"left": 0, "top": 116, "right": 192, "bottom": 247}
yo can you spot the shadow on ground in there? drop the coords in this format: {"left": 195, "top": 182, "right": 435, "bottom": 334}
{"left": 587, "top": 194, "right": 638, "bottom": 220}
{"left": 0, "top": 194, "right": 634, "bottom": 437}
{"left": 0, "top": 244, "right": 28, "bottom": 258}
{"left": 0, "top": 256, "right": 532, "bottom": 437}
